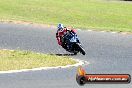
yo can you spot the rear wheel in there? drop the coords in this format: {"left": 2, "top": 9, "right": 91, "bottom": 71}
{"left": 73, "top": 52, "right": 77, "bottom": 55}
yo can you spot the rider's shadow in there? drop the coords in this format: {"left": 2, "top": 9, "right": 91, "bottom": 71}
{"left": 49, "top": 53, "right": 75, "bottom": 56}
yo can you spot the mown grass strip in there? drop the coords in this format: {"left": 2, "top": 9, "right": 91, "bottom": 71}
{"left": 0, "top": 49, "right": 76, "bottom": 71}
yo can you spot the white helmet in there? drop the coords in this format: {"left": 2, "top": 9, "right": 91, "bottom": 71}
{"left": 57, "top": 23, "right": 64, "bottom": 30}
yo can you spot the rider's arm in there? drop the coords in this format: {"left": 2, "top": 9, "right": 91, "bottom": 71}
{"left": 71, "top": 29, "right": 76, "bottom": 34}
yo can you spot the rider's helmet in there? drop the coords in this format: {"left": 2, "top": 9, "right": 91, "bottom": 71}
{"left": 57, "top": 23, "right": 64, "bottom": 31}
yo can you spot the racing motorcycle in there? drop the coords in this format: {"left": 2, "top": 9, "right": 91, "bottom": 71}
{"left": 62, "top": 31, "right": 85, "bottom": 55}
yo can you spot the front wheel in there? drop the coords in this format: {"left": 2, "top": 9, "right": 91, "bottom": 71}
{"left": 76, "top": 43, "right": 86, "bottom": 55}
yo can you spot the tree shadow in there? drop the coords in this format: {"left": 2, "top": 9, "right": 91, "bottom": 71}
{"left": 49, "top": 53, "right": 76, "bottom": 56}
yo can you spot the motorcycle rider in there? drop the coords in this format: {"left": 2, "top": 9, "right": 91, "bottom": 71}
{"left": 56, "top": 23, "right": 80, "bottom": 50}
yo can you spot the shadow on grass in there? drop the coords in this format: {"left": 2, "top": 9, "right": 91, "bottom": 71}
{"left": 49, "top": 53, "right": 76, "bottom": 56}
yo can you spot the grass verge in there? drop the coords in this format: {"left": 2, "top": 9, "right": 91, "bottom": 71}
{"left": 0, "top": 49, "right": 77, "bottom": 71}
{"left": 0, "top": 0, "right": 132, "bottom": 32}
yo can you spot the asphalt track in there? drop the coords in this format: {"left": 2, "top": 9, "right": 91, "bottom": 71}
{"left": 0, "top": 22, "right": 132, "bottom": 88}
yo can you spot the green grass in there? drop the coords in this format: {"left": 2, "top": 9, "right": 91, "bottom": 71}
{"left": 0, "top": 0, "right": 132, "bottom": 32}
{"left": 0, "top": 49, "right": 76, "bottom": 71}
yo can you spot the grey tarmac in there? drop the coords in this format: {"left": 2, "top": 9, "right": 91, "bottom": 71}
{"left": 0, "top": 22, "right": 132, "bottom": 88}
